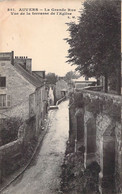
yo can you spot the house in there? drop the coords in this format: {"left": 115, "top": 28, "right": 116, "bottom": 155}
{"left": 55, "top": 78, "right": 68, "bottom": 101}
{"left": 46, "top": 84, "right": 56, "bottom": 105}
{"left": 72, "top": 76, "right": 97, "bottom": 91}
{"left": 0, "top": 51, "right": 48, "bottom": 122}
{"left": 48, "top": 87, "right": 54, "bottom": 106}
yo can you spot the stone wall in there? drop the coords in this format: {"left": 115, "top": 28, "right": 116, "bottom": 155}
{"left": 69, "top": 90, "right": 121, "bottom": 193}
{"left": 0, "top": 115, "right": 36, "bottom": 183}
{"left": 0, "top": 138, "right": 23, "bottom": 182}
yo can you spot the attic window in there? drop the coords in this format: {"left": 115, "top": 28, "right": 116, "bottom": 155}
{"left": 0, "top": 77, "right": 6, "bottom": 87}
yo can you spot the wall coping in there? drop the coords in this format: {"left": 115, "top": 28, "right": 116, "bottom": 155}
{"left": 0, "top": 138, "right": 23, "bottom": 152}
{"left": 81, "top": 89, "right": 121, "bottom": 102}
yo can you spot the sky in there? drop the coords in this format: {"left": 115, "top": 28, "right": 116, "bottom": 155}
{"left": 0, "top": 0, "right": 84, "bottom": 76}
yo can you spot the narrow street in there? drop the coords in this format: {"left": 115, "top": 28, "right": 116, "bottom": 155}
{"left": 2, "top": 100, "right": 69, "bottom": 194}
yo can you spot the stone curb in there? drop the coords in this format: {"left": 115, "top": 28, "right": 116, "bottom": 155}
{"left": 0, "top": 114, "right": 50, "bottom": 193}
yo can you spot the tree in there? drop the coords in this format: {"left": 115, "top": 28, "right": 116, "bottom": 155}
{"left": 46, "top": 73, "right": 58, "bottom": 85}
{"left": 66, "top": 0, "right": 121, "bottom": 94}
{"left": 64, "top": 70, "right": 80, "bottom": 83}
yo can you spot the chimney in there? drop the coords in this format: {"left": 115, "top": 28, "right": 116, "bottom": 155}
{"left": 25, "top": 58, "right": 32, "bottom": 72}
{"left": 42, "top": 71, "right": 45, "bottom": 79}
{"left": 11, "top": 51, "right": 14, "bottom": 65}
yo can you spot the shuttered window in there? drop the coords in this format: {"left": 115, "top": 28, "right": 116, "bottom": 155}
{"left": 0, "top": 95, "right": 11, "bottom": 107}
{"left": 0, "top": 94, "right": 6, "bottom": 107}
{"left": 7, "top": 95, "right": 11, "bottom": 107}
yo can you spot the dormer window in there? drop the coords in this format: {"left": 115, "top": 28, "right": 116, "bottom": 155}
{"left": 0, "top": 77, "right": 6, "bottom": 87}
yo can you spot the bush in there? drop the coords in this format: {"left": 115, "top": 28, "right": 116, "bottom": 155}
{"left": 0, "top": 117, "right": 23, "bottom": 146}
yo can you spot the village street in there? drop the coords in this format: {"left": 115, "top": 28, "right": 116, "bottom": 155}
{"left": 2, "top": 100, "right": 69, "bottom": 194}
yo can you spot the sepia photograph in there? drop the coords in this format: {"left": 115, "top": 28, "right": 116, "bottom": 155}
{"left": 0, "top": 0, "right": 121, "bottom": 193}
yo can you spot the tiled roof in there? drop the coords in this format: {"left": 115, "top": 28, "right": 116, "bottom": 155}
{"left": 14, "top": 64, "right": 43, "bottom": 88}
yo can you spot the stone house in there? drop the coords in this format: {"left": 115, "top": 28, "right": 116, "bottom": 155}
{"left": 55, "top": 78, "right": 68, "bottom": 101}
{"left": 0, "top": 51, "right": 48, "bottom": 121}
{"left": 46, "top": 84, "right": 56, "bottom": 105}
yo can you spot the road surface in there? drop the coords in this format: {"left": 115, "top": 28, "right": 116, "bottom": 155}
{"left": 2, "top": 100, "right": 69, "bottom": 194}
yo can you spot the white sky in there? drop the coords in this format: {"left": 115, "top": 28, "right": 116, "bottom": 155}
{"left": 0, "top": 0, "right": 84, "bottom": 76}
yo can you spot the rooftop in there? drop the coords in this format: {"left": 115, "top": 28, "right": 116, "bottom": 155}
{"left": 14, "top": 63, "right": 43, "bottom": 88}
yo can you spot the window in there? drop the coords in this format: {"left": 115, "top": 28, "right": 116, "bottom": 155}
{"left": 0, "top": 95, "right": 11, "bottom": 108}
{"left": 0, "top": 77, "right": 6, "bottom": 87}
{"left": 0, "top": 94, "right": 6, "bottom": 107}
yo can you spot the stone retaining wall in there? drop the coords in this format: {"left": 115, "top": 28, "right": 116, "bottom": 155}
{"left": 0, "top": 115, "right": 36, "bottom": 184}
{"left": 69, "top": 90, "right": 121, "bottom": 193}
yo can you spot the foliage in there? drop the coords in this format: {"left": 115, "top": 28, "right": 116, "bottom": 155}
{"left": 64, "top": 70, "right": 80, "bottom": 83}
{"left": 65, "top": 0, "right": 121, "bottom": 93}
{"left": 0, "top": 117, "right": 23, "bottom": 145}
{"left": 61, "top": 141, "right": 100, "bottom": 193}
{"left": 45, "top": 72, "right": 58, "bottom": 85}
